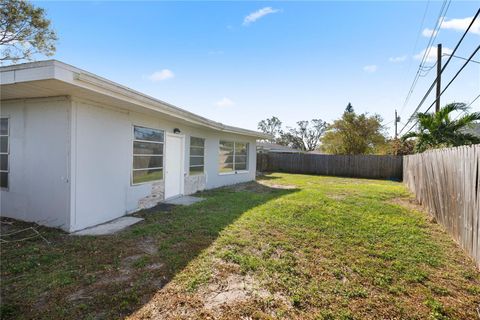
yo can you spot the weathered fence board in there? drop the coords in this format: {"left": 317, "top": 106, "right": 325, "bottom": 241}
{"left": 257, "top": 152, "right": 403, "bottom": 180}
{"left": 403, "top": 145, "right": 480, "bottom": 268}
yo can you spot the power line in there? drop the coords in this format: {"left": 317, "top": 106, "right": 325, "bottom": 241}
{"left": 401, "top": 1, "right": 448, "bottom": 113}
{"left": 399, "top": 0, "right": 431, "bottom": 116}
{"left": 467, "top": 94, "right": 480, "bottom": 108}
{"left": 453, "top": 93, "right": 480, "bottom": 120}
{"left": 419, "top": 54, "right": 480, "bottom": 77}
{"left": 444, "top": 54, "right": 480, "bottom": 64}
{"left": 398, "top": 8, "right": 480, "bottom": 135}
{"left": 400, "top": 0, "right": 450, "bottom": 115}
{"left": 402, "top": 44, "right": 480, "bottom": 135}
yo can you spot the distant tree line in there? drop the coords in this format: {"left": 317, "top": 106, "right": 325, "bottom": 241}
{"left": 258, "top": 102, "right": 479, "bottom": 155}
{"left": 258, "top": 103, "right": 390, "bottom": 154}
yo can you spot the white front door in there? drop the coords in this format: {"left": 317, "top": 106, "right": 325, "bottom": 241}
{"left": 165, "top": 134, "right": 184, "bottom": 199}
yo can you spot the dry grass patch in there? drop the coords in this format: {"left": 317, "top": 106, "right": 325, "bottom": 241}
{"left": 2, "top": 174, "right": 479, "bottom": 320}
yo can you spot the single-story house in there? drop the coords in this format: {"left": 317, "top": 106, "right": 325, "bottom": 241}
{"left": 0, "top": 60, "right": 270, "bottom": 232}
{"left": 256, "top": 141, "right": 302, "bottom": 153}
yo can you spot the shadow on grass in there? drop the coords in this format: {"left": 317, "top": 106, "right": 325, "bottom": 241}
{"left": 0, "top": 181, "right": 298, "bottom": 320}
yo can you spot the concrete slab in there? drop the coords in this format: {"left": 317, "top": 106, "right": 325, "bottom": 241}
{"left": 72, "top": 216, "right": 144, "bottom": 236}
{"left": 164, "top": 195, "right": 205, "bottom": 206}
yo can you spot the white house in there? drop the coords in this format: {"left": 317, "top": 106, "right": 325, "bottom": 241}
{"left": 0, "top": 60, "right": 270, "bottom": 232}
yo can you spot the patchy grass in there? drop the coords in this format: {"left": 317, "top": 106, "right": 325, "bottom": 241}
{"left": 1, "top": 173, "right": 479, "bottom": 319}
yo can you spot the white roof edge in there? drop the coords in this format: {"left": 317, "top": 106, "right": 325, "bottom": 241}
{"left": 0, "top": 60, "right": 272, "bottom": 140}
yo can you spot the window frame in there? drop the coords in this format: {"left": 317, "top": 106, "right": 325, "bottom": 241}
{"left": 0, "top": 117, "right": 9, "bottom": 190}
{"left": 189, "top": 136, "right": 205, "bottom": 176}
{"left": 218, "top": 140, "right": 249, "bottom": 175}
{"left": 131, "top": 125, "right": 165, "bottom": 185}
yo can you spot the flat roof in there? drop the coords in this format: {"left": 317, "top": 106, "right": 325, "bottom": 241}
{"left": 0, "top": 60, "right": 271, "bottom": 139}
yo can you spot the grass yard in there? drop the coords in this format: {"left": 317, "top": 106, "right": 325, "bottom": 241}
{"left": 1, "top": 173, "right": 479, "bottom": 319}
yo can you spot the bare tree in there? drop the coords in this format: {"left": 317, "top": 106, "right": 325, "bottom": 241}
{"left": 288, "top": 119, "right": 327, "bottom": 151}
{"left": 1, "top": 0, "right": 57, "bottom": 63}
{"left": 257, "top": 116, "right": 283, "bottom": 142}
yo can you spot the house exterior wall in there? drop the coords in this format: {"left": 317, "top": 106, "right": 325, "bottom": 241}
{"left": 0, "top": 95, "right": 257, "bottom": 232}
{"left": 0, "top": 98, "right": 71, "bottom": 230}
{"left": 69, "top": 98, "right": 257, "bottom": 231}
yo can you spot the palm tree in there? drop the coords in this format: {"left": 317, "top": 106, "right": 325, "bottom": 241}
{"left": 402, "top": 103, "right": 480, "bottom": 153}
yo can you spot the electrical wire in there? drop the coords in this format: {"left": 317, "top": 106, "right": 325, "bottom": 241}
{"left": 453, "top": 93, "right": 480, "bottom": 120}
{"left": 419, "top": 54, "right": 480, "bottom": 77}
{"left": 398, "top": 8, "right": 480, "bottom": 135}
{"left": 400, "top": 0, "right": 450, "bottom": 115}
{"left": 402, "top": 44, "right": 480, "bottom": 135}
{"left": 399, "top": 0, "right": 431, "bottom": 116}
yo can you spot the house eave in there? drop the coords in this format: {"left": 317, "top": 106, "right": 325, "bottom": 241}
{"left": 0, "top": 60, "right": 270, "bottom": 139}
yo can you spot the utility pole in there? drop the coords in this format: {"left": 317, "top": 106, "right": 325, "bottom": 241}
{"left": 394, "top": 109, "right": 400, "bottom": 139}
{"left": 436, "top": 43, "right": 442, "bottom": 113}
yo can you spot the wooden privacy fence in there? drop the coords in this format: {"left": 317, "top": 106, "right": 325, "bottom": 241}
{"left": 257, "top": 152, "right": 403, "bottom": 180}
{"left": 403, "top": 145, "right": 480, "bottom": 268}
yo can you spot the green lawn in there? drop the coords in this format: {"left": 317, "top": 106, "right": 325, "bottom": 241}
{"left": 1, "top": 173, "right": 479, "bottom": 320}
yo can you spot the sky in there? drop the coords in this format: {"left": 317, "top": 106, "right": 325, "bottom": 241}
{"left": 30, "top": 1, "right": 480, "bottom": 137}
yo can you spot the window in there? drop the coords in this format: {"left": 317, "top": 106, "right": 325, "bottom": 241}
{"left": 0, "top": 118, "right": 8, "bottom": 189}
{"left": 189, "top": 137, "right": 205, "bottom": 175}
{"left": 132, "top": 126, "right": 164, "bottom": 184}
{"left": 219, "top": 140, "right": 249, "bottom": 173}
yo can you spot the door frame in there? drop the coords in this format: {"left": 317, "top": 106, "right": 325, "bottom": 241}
{"left": 164, "top": 132, "right": 185, "bottom": 200}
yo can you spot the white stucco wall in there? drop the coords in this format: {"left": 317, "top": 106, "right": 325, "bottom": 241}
{"left": 0, "top": 98, "right": 71, "bottom": 230}
{"left": 1, "top": 95, "right": 257, "bottom": 232}
{"left": 69, "top": 98, "right": 257, "bottom": 231}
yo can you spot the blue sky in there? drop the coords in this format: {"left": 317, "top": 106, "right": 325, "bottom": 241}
{"left": 34, "top": 1, "right": 480, "bottom": 136}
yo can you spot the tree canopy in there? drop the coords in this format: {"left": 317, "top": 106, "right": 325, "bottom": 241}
{"left": 0, "top": 0, "right": 57, "bottom": 63}
{"left": 402, "top": 103, "right": 480, "bottom": 153}
{"left": 257, "top": 116, "right": 282, "bottom": 142}
{"left": 345, "top": 102, "right": 354, "bottom": 113}
{"left": 321, "top": 110, "right": 387, "bottom": 154}
{"left": 287, "top": 119, "right": 327, "bottom": 151}
{"left": 257, "top": 117, "right": 327, "bottom": 151}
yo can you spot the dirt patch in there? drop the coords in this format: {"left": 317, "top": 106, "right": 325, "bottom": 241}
{"left": 390, "top": 197, "right": 439, "bottom": 224}
{"left": 266, "top": 184, "right": 297, "bottom": 190}
{"left": 230, "top": 181, "right": 297, "bottom": 194}
{"left": 67, "top": 288, "right": 92, "bottom": 302}
{"left": 230, "top": 182, "right": 273, "bottom": 193}
{"left": 257, "top": 180, "right": 297, "bottom": 190}
{"left": 138, "top": 238, "right": 158, "bottom": 255}
{"left": 327, "top": 193, "right": 349, "bottom": 201}
{"left": 390, "top": 197, "right": 425, "bottom": 212}
{"left": 146, "top": 263, "right": 164, "bottom": 271}
{"left": 128, "top": 259, "right": 291, "bottom": 319}
{"left": 202, "top": 274, "right": 269, "bottom": 309}
{"left": 96, "top": 273, "right": 132, "bottom": 286}
{"left": 122, "top": 254, "right": 144, "bottom": 265}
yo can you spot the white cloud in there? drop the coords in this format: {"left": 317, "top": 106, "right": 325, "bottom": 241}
{"left": 414, "top": 46, "right": 453, "bottom": 63}
{"left": 216, "top": 97, "right": 234, "bottom": 107}
{"left": 422, "top": 28, "right": 438, "bottom": 37}
{"left": 363, "top": 65, "right": 378, "bottom": 73}
{"left": 441, "top": 16, "right": 480, "bottom": 35}
{"left": 421, "top": 17, "right": 480, "bottom": 38}
{"left": 389, "top": 55, "right": 407, "bottom": 63}
{"left": 243, "top": 7, "right": 280, "bottom": 26}
{"left": 147, "top": 69, "right": 174, "bottom": 82}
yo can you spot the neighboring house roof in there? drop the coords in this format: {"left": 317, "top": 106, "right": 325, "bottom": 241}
{"left": 463, "top": 122, "right": 480, "bottom": 138}
{"left": 0, "top": 60, "right": 271, "bottom": 140}
{"left": 257, "top": 142, "right": 302, "bottom": 153}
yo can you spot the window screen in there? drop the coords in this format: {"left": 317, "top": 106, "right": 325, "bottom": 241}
{"left": 189, "top": 137, "right": 205, "bottom": 175}
{"left": 132, "top": 126, "right": 164, "bottom": 184}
